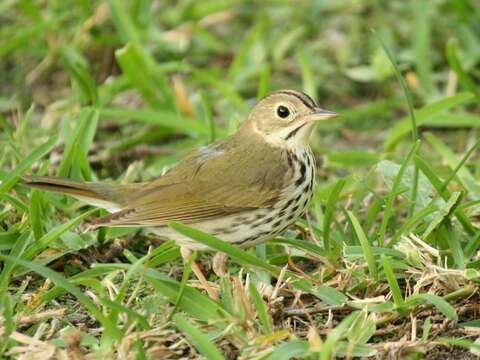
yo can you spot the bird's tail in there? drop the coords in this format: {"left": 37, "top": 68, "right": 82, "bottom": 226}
{"left": 22, "top": 175, "right": 140, "bottom": 213}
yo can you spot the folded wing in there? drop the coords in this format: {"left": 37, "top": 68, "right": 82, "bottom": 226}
{"left": 93, "top": 135, "right": 290, "bottom": 227}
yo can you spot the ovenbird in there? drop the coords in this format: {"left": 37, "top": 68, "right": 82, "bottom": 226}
{"left": 25, "top": 90, "right": 337, "bottom": 252}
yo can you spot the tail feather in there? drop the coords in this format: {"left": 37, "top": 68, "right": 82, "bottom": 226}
{"left": 23, "top": 175, "right": 140, "bottom": 213}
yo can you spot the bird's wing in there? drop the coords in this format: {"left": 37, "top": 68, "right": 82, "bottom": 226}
{"left": 92, "top": 135, "right": 291, "bottom": 227}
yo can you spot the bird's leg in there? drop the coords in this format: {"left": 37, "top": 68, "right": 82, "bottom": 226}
{"left": 180, "top": 247, "right": 219, "bottom": 300}
{"left": 212, "top": 252, "right": 228, "bottom": 277}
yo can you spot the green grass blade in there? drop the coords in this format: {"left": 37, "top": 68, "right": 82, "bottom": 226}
{"left": 0, "top": 232, "right": 31, "bottom": 291}
{"left": 406, "top": 293, "right": 458, "bottom": 321}
{"left": 99, "top": 107, "right": 208, "bottom": 136}
{"left": 375, "top": 31, "right": 417, "bottom": 140}
{"left": 1, "top": 193, "right": 28, "bottom": 213}
{"left": 422, "top": 192, "right": 462, "bottom": 239}
{"left": 108, "top": 0, "right": 142, "bottom": 46}
{"left": 347, "top": 211, "right": 377, "bottom": 280}
{"left": 173, "top": 313, "right": 225, "bottom": 360}
{"left": 458, "top": 320, "right": 480, "bottom": 328}
{"left": 323, "top": 179, "right": 346, "bottom": 253}
{"left": 227, "top": 19, "right": 264, "bottom": 81}
{"left": 413, "top": 0, "right": 434, "bottom": 96}
{"left": 297, "top": 47, "right": 317, "bottom": 100}
{"left": 270, "top": 237, "right": 326, "bottom": 258}
{"left": 100, "top": 298, "right": 150, "bottom": 330}
{"left": 257, "top": 63, "right": 271, "bottom": 99}
{"left": 60, "top": 47, "right": 98, "bottom": 105}
{"left": 71, "top": 262, "right": 230, "bottom": 324}
{"left": 378, "top": 140, "right": 421, "bottom": 245}
{"left": 0, "top": 136, "right": 58, "bottom": 196}
{"left": 148, "top": 248, "right": 181, "bottom": 268}
{"left": 268, "top": 340, "right": 308, "bottom": 360}
{"left": 422, "top": 317, "right": 432, "bottom": 340}
{"left": 312, "top": 285, "right": 348, "bottom": 306}
{"left": 58, "top": 109, "right": 99, "bottom": 177}
{"left": 169, "top": 254, "right": 193, "bottom": 320}
{"left": 327, "top": 151, "right": 381, "bottom": 168}
{"left": 0, "top": 232, "right": 19, "bottom": 252}
{"left": 437, "top": 337, "right": 480, "bottom": 352}
{"left": 441, "top": 137, "right": 480, "bottom": 193}
{"left": 115, "top": 43, "right": 164, "bottom": 109}
{"left": 320, "top": 311, "right": 359, "bottom": 360}
{"left": 23, "top": 208, "right": 98, "bottom": 260}
{"left": 417, "top": 112, "right": 480, "bottom": 128}
{"left": 389, "top": 203, "right": 438, "bottom": 247}
{"left": 364, "top": 197, "right": 383, "bottom": 234}
{"left": 0, "top": 18, "right": 54, "bottom": 55}
{"left": 414, "top": 155, "right": 477, "bottom": 235}
{"left": 169, "top": 223, "right": 343, "bottom": 302}
{"left": 446, "top": 38, "right": 480, "bottom": 102}
{"left": 29, "top": 189, "right": 44, "bottom": 240}
{"left": 0, "top": 254, "right": 122, "bottom": 339}
{"left": 383, "top": 92, "right": 475, "bottom": 151}
{"left": 381, "top": 255, "right": 404, "bottom": 309}
{"left": 115, "top": 244, "right": 172, "bottom": 303}
{"left": 169, "top": 222, "right": 281, "bottom": 276}
{"left": 248, "top": 282, "right": 272, "bottom": 334}
{"left": 444, "top": 221, "right": 466, "bottom": 269}
{"left": 464, "top": 232, "right": 480, "bottom": 259}
{"left": 345, "top": 246, "right": 406, "bottom": 260}
{"left": 425, "top": 132, "right": 480, "bottom": 198}
{"left": 0, "top": 291, "right": 14, "bottom": 341}
{"left": 199, "top": 92, "right": 216, "bottom": 144}
{"left": 145, "top": 270, "right": 229, "bottom": 323}
{"left": 190, "top": 68, "right": 248, "bottom": 111}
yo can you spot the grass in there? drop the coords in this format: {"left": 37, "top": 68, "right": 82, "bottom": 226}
{"left": 1, "top": 0, "right": 480, "bottom": 358}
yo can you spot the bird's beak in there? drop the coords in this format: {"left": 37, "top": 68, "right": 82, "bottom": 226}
{"left": 301, "top": 108, "right": 338, "bottom": 122}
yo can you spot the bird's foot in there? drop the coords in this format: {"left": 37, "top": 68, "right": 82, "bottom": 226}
{"left": 180, "top": 247, "right": 219, "bottom": 300}
{"left": 212, "top": 252, "right": 228, "bottom": 277}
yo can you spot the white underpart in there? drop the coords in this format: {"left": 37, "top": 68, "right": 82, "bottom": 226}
{"left": 254, "top": 121, "right": 316, "bottom": 153}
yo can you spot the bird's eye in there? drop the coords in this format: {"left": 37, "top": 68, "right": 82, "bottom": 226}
{"left": 276, "top": 105, "right": 290, "bottom": 118}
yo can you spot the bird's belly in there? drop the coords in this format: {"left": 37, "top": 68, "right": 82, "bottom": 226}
{"left": 149, "top": 179, "right": 314, "bottom": 250}
{"left": 148, "top": 210, "right": 272, "bottom": 250}
{"left": 150, "top": 148, "right": 316, "bottom": 250}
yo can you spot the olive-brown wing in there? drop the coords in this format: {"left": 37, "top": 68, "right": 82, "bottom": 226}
{"left": 92, "top": 137, "right": 290, "bottom": 227}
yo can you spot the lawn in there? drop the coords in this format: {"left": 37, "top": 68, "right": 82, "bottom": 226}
{"left": 1, "top": 0, "right": 480, "bottom": 359}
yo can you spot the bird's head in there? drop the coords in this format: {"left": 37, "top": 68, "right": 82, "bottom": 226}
{"left": 243, "top": 90, "right": 338, "bottom": 148}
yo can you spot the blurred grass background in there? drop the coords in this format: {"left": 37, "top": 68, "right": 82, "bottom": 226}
{"left": 1, "top": 0, "right": 480, "bottom": 359}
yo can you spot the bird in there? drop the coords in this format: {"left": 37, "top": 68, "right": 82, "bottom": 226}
{"left": 24, "top": 89, "right": 337, "bottom": 297}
